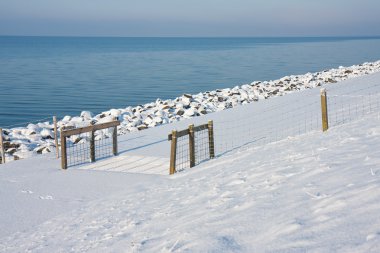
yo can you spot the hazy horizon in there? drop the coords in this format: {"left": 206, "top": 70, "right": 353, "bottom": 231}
{"left": 1, "top": 0, "right": 380, "bottom": 37}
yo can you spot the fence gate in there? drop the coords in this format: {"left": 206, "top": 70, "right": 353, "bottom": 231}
{"left": 60, "top": 120, "right": 120, "bottom": 169}
{"left": 168, "top": 120, "right": 215, "bottom": 174}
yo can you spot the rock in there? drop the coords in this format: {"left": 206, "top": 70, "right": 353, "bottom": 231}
{"left": 80, "top": 111, "right": 93, "bottom": 120}
{"left": 6, "top": 148, "right": 17, "bottom": 155}
{"left": 34, "top": 146, "right": 45, "bottom": 154}
{"left": 137, "top": 124, "right": 148, "bottom": 130}
{"left": 143, "top": 116, "right": 153, "bottom": 125}
{"left": 176, "top": 109, "right": 185, "bottom": 116}
{"left": 184, "top": 108, "right": 195, "bottom": 117}
{"left": 40, "top": 129, "right": 53, "bottom": 139}
{"left": 110, "top": 109, "right": 121, "bottom": 118}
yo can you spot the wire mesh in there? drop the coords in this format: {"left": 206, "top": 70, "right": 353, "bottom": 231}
{"left": 66, "top": 127, "right": 115, "bottom": 168}
{"left": 94, "top": 129, "right": 114, "bottom": 160}
{"left": 194, "top": 125, "right": 210, "bottom": 166}
{"left": 66, "top": 132, "right": 91, "bottom": 167}
{"left": 213, "top": 99, "right": 321, "bottom": 156}
{"left": 175, "top": 134, "right": 190, "bottom": 172}
{"left": 327, "top": 92, "right": 380, "bottom": 128}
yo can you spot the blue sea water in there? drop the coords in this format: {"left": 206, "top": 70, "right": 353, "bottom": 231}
{"left": 1, "top": 36, "right": 380, "bottom": 127}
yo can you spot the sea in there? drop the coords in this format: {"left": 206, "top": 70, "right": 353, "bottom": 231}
{"left": 1, "top": 36, "right": 380, "bottom": 127}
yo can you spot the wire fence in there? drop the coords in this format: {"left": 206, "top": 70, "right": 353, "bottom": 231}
{"left": 211, "top": 83, "right": 380, "bottom": 159}
{"left": 61, "top": 121, "right": 119, "bottom": 169}
{"left": 327, "top": 92, "right": 380, "bottom": 128}
{"left": 174, "top": 134, "right": 190, "bottom": 172}
{"left": 213, "top": 99, "right": 322, "bottom": 156}
{"left": 169, "top": 122, "right": 214, "bottom": 173}
{"left": 66, "top": 128, "right": 115, "bottom": 167}
{"left": 194, "top": 124, "right": 211, "bottom": 166}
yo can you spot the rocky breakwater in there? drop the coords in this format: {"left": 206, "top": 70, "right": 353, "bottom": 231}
{"left": 1, "top": 60, "right": 380, "bottom": 162}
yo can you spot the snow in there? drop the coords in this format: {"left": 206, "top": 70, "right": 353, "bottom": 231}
{"left": 1, "top": 71, "right": 380, "bottom": 252}
{"left": 1, "top": 112, "right": 380, "bottom": 252}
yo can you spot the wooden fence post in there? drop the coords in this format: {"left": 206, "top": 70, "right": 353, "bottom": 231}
{"left": 321, "top": 88, "right": 329, "bottom": 132}
{"left": 189, "top": 124, "right": 195, "bottom": 168}
{"left": 53, "top": 116, "right": 59, "bottom": 158}
{"left": 112, "top": 125, "right": 118, "bottom": 156}
{"left": 60, "top": 128, "right": 67, "bottom": 169}
{"left": 208, "top": 120, "right": 215, "bottom": 158}
{"left": 169, "top": 130, "right": 177, "bottom": 175}
{"left": 90, "top": 129, "right": 95, "bottom": 162}
{"left": 0, "top": 128, "right": 5, "bottom": 164}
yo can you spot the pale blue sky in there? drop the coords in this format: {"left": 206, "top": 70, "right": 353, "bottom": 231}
{"left": 1, "top": 0, "right": 379, "bottom": 36}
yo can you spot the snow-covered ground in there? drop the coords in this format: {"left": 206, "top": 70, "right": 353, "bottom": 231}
{"left": 1, "top": 108, "right": 380, "bottom": 252}
{"left": 1, "top": 72, "right": 380, "bottom": 252}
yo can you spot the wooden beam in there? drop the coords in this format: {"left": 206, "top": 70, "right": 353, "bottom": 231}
{"left": 321, "top": 89, "right": 329, "bottom": 132}
{"left": 53, "top": 116, "right": 59, "bottom": 158}
{"left": 189, "top": 124, "right": 195, "bottom": 167}
{"left": 0, "top": 128, "right": 5, "bottom": 164}
{"left": 62, "top": 121, "right": 120, "bottom": 137}
{"left": 208, "top": 120, "right": 215, "bottom": 159}
{"left": 169, "top": 130, "right": 177, "bottom": 175}
{"left": 90, "top": 130, "right": 95, "bottom": 163}
{"left": 112, "top": 126, "right": 118, "bottom": 156}
{"left": 60, "top": 128, "right": 67, "bottom": 169}
{"left": 168, "top": 128, "right": 190, "bottom": 140}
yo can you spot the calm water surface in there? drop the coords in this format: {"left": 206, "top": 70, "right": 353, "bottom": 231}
{"left": 1, "top": 36, "right": 380, "bottom": 127}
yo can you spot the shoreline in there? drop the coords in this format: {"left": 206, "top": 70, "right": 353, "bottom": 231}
{"left": 1, "top": 60, "right": 380, "bottom": 162}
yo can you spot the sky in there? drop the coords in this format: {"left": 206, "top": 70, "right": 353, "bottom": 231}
{"left": 0, "top": 0, "right": 380, "bottom": 37}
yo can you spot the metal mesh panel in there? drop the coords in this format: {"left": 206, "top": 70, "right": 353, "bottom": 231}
{"left": 175, "top": 134, "right": 190, "bottom": 172}
{"left": 66, "top": 132, "right": 91, "bottom": 167}
{"left": 327, "top": 92, "right": 380, "bottom": 128}
{"left": 214, "top": 100, "right": 321, "bottom": 156}
{"left": 94, "top": 129, "right": 113, "bottom": 160}
{"left": 194, "top": 125, "right": 210, "bottom": 166}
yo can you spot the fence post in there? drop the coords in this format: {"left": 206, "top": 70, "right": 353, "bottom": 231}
{"left": 60, "top": 128, "right": 67, "bottom": 169}
{"left": 112, "top": 125, "right": 118, "bottom": 156}
{"left": 320, "top": 88, "right": 329, "bottom": 132}
{"left": 53, "top": 116, "right": 59, "bottom": 158}
{"left": 0, "top": 128, "right": 5, "bottom": 164}
{"left": 169, "top": 130, "right": 177, "bottom": 175}
{"left": 208, "top": 120, "right": 215, "bottom": 158}
{"left": 189, "top": 124, "right": 195, "bottom": 168}
{"left": 90, "top": 128, "right": 95, "bottom": 162}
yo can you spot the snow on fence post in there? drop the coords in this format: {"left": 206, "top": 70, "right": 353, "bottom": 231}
{"left": 53, "top": 116, "right": 59, "bottom": 159}
{"left": 189, "top": 124, "right": 195, "bottom": 168}
{"left": 169, "top": 130, "right": 177, "bottom": 175}
{"left": 60, "top": 127, "right": 67, "bottom": 170}
{"left": 320, "top": 88, "right": 329, "bottom": 132}
{"left": 208, "top": 120, "right": 215, "bottom": 159}
{"left": 0, "top": 128, "right": 5, "bottom": 164}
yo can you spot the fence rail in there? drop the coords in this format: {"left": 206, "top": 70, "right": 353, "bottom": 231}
{"left": 60, "top": 120, "right": 120, "bottom": 169}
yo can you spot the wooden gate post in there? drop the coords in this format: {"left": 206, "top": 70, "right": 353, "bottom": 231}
{"left": 0, "top": 128, "right": 5, "bottom": 164}
{"left": 189, "top": 124, "right": 195, "bottom": 168}
{"left": 208, "top": 120, "right": 215, "bottom": 158}
{"left": 112, "top": 126, "right": 118, "bottom": 156}
{"left": 53, "top": 116, "right": 59, "bottom": 158}
{"left": 321, "top": 88, "right": 329, "bottom": 132}
{"left": 169, "top": 130, "right": 177, "bottom": 175}
{"left": 60, "top": 127, "right": 67, "bottom": 169}
{"left": 90, "top": 129, "right": 95, "bottom": 162}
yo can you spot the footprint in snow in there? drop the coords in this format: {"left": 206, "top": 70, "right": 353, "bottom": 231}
{"left": 39, "top": 195, "right": 53, "bottom": 200}
{"left": 21, "top": 190, "right": 33, "bottom": 194}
